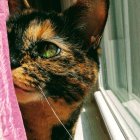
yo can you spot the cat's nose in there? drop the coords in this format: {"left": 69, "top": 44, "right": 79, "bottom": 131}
{"left": 11, "top": 57, "right": 21, "bottom": 69}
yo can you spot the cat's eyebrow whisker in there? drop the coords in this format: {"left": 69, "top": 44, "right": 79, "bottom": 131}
{"left": 37, "top": 85, "right": 73, "bottom": 140}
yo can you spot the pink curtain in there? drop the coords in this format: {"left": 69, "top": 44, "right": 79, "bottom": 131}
{"left": 0, "top": 0, "right": 27, "bottom": 139}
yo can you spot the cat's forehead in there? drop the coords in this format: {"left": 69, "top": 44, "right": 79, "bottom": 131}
{"left": 24, "top": 19, "right": 71, "bottom": 51}
{"left": 23, "top": 19, "right": 55, "bottom": 48}
{"left": 7, "top": 10, "right": 61, "bottom": 35}
{"left": 7, "top": 11, "right": 69, "bottom": 47}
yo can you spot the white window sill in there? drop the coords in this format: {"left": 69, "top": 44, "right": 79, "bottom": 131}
{"left": 94, "top": 91, "right": 125, "bottom": 140}
{"left": 123, "top": 98, "right": 140, "bottom": 124}
{"left": 94, "top": 89, "right": 140, "bottom": 140}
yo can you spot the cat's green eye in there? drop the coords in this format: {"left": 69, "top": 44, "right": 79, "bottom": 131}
{"left": 43, "top": 43, "right": 61, "bottom": 58}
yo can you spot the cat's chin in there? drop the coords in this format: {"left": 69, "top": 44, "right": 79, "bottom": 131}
{"left": 14, "top": 85, "right": 41, "bottom": 103}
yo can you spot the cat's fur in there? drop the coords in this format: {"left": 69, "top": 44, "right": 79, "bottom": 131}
{"left": 7, "top": 0, "right": 109, "bottom": 140}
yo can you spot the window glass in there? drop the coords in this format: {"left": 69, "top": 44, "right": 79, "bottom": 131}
{"left": 101, "top": 0, "right": 128, "bottom": 101}
{"left": 128, "top": 1, "right": 140, "bottom": 98}
{"left": 101, "top": 0, "right": 140, "bottom": 128}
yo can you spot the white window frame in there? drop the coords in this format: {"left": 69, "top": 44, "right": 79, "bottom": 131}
{"left": 95, "top": 0, "right": 140, "bottom": 139}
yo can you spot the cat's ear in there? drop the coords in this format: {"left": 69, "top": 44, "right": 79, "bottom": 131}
{"left": 63, "top": 0, "right": 109, "bottom": 47}
{"left": 8, "top": 0, "right": 30, "bottom": 14}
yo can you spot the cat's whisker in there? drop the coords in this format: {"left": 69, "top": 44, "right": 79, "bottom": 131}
{"left": 37, "top": 85, "right": 73, "bottom": 140}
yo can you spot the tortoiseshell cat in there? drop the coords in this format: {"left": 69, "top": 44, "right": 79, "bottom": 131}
{"left": 7, "top": 0, "right": 109, "bottom": 139}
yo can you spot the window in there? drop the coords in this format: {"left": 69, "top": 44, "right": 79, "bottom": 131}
{"left": 98, "top": 0, "right": 140, "bottom": 139}
{"left": 60, "top": 0, "right": 75, "bottom": 10}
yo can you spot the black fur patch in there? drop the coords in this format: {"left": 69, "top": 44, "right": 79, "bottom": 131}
{"left": 45, "top": 72, "right": 85, "bottom": 104}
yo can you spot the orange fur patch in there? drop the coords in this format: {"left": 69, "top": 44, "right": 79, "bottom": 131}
{"left": 23, "top": 20, "right": 55, "bottom": 49}
{"left": 19, "top": 98, "right": 81, "bottom": 140}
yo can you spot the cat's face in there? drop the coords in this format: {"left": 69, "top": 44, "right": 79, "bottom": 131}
{"left": 7, "top": 0, "right": 109, "bottom": 104}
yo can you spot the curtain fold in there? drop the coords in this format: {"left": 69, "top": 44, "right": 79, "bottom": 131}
{"left": 0, "top": 0, "right": 27, "bottom": 139}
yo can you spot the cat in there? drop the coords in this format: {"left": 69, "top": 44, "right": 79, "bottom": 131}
{"left": 7, "top": 0, "right": 109, "bottom": 140}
